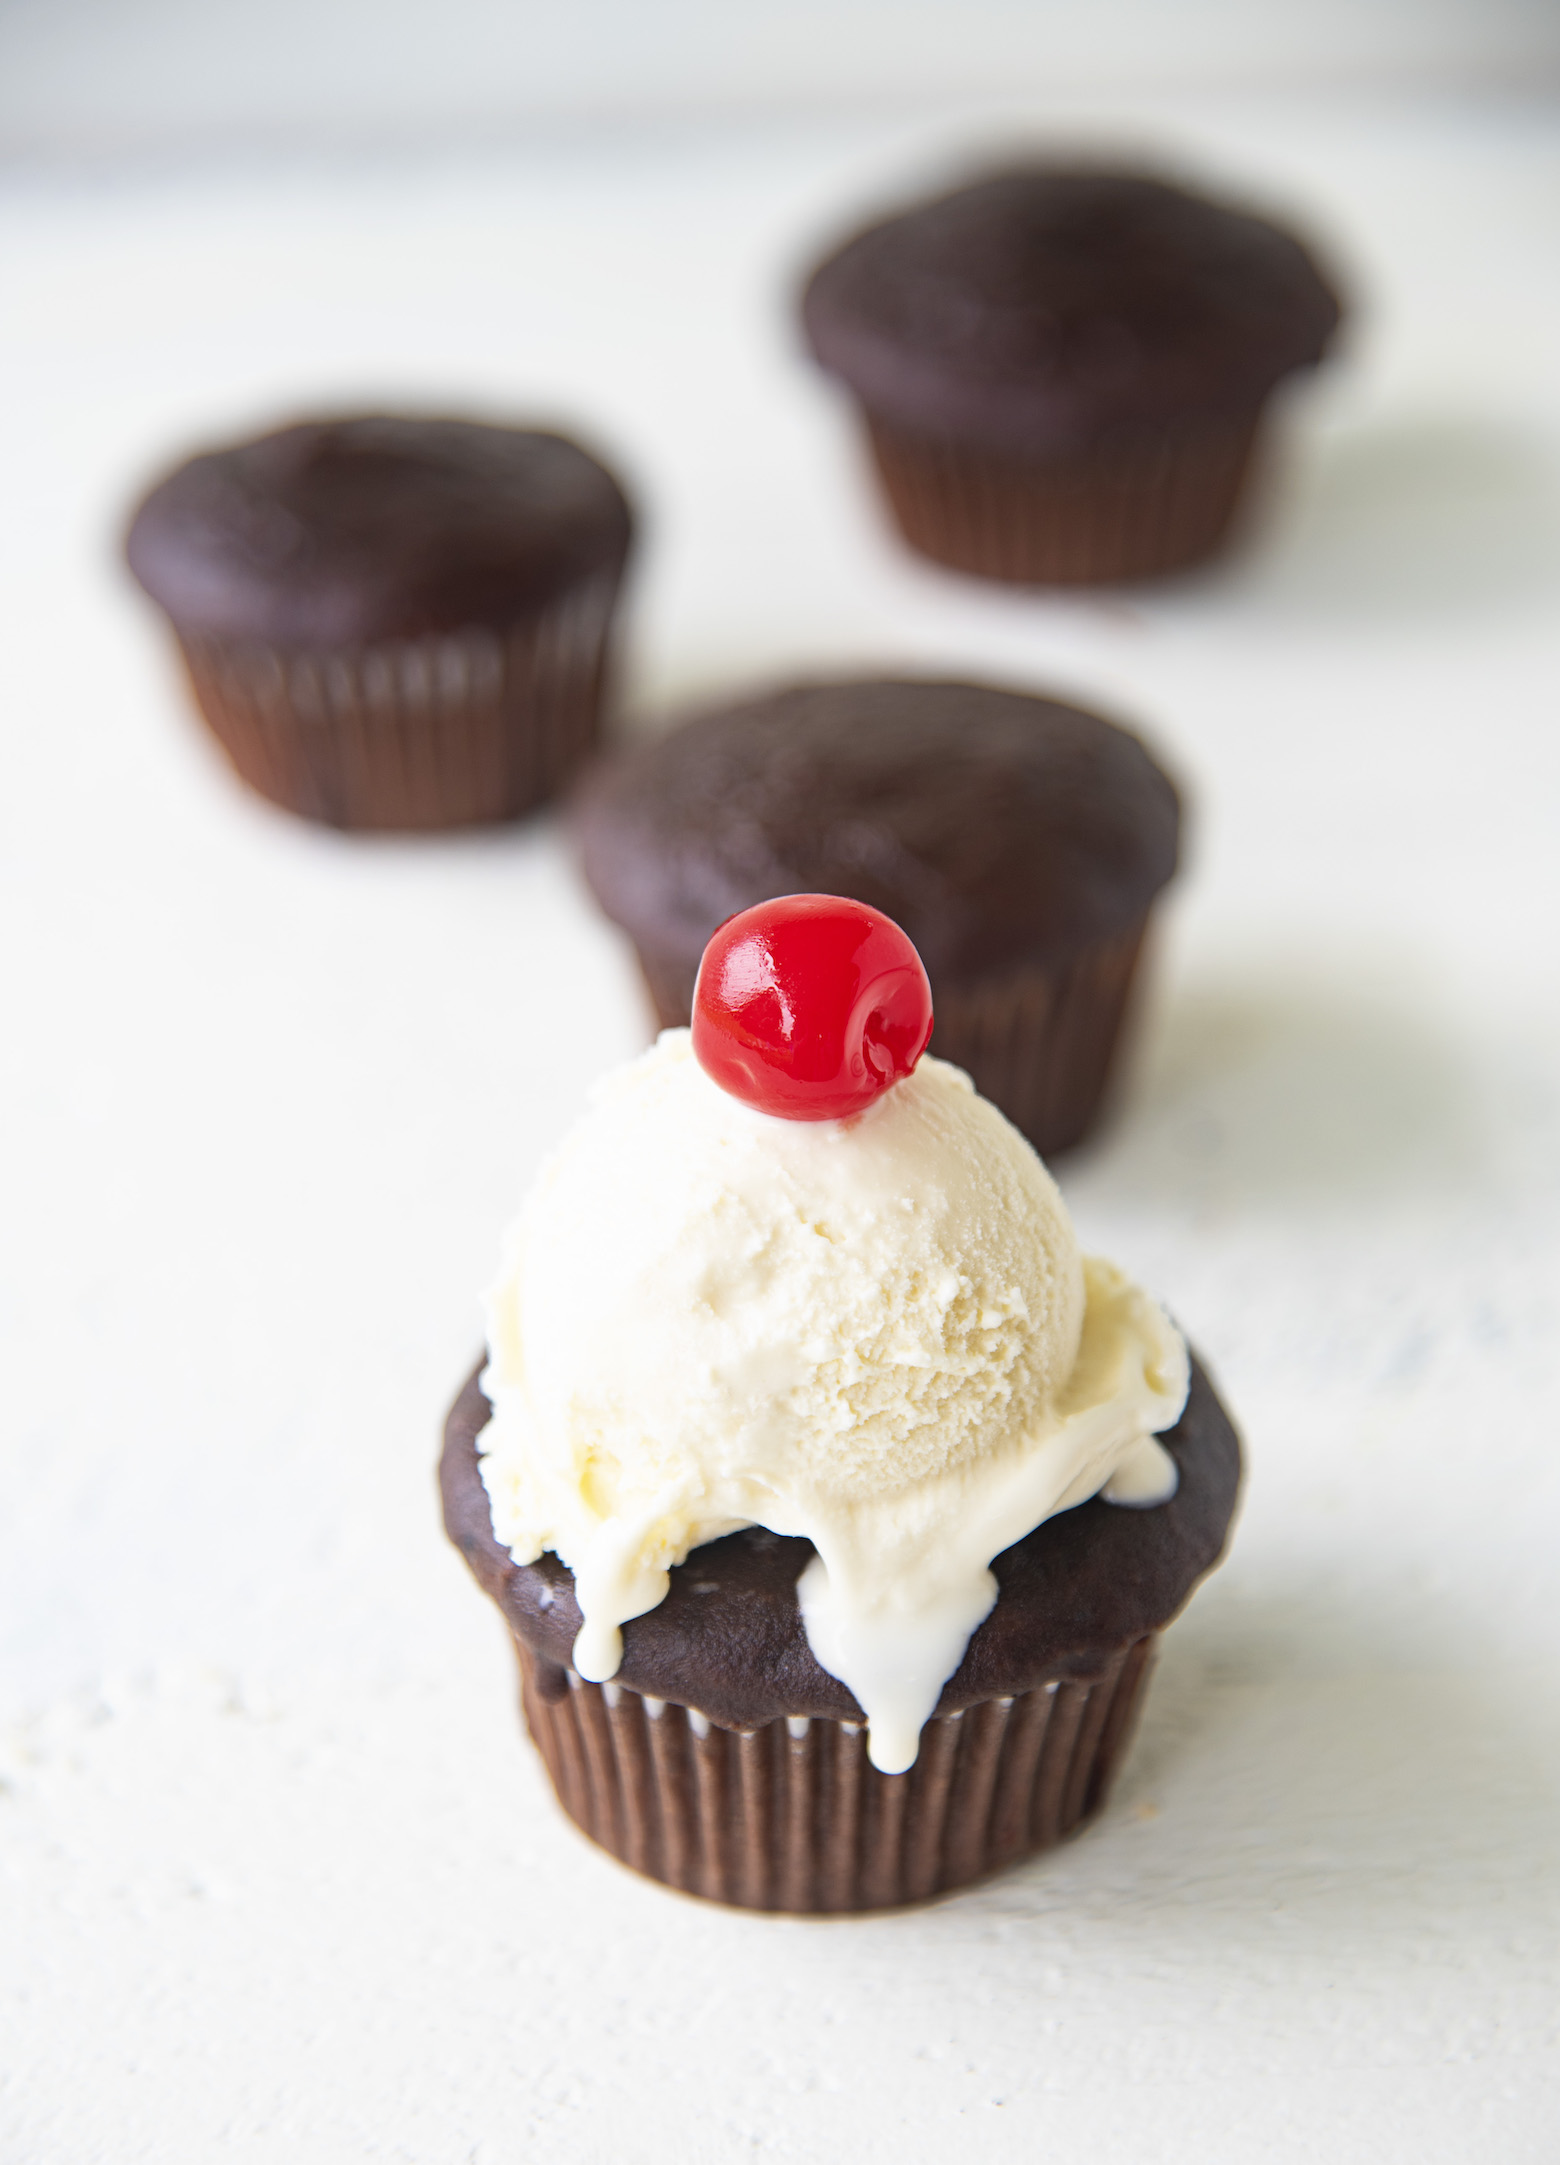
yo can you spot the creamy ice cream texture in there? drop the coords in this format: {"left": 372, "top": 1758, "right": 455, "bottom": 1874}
{"left": 479, "top": 1030, "right": 1187, "bottom": 1773}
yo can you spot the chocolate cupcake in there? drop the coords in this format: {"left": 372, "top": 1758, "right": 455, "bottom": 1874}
{"left": 573, "top": 677, "right": 1180, "bottom": 1157}
{"left": 800, "top": 167, "right": 1344, "bottom": 584}
{"left": 442, "top": 900, "right": 1240, "bottom": 1913}
{"left": 443, "top": 1354, "right": 1239, "bottom": 1913}
{"left": 125, "top": 415, "right": 633, "bottom": 830}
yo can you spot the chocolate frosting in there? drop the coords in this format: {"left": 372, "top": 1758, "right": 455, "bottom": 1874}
{"left": 573, "top": 677, "right": 1179, "bottom": 982}
{"left": 125, "top": 416, "right": 633, "bottom": 647}
{"left": 801, "top": 169, "right": 1343, "bottom": 450}
{"left": 441, "top": 1351, "right": 1241, "bottom": 1732}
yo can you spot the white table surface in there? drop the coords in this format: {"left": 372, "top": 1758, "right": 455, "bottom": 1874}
{"left": 3, "top": 88, "right": 1559, "bottom": 2162}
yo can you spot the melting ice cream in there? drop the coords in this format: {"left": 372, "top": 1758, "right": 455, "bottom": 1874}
{"left": 479, "top": 1030, "right": 1186, "bottom": 1772}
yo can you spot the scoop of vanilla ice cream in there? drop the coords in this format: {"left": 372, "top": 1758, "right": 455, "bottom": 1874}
{"left": 479, "top": 1030, "right": 1186, "bottom": 1773}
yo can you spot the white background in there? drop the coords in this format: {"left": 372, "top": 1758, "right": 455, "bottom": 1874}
{"left": 4, "top": 0, "right": 1558, "bottom": 158}
{"left": 2, "top": 4, "right": 1559, "bottom": 2159}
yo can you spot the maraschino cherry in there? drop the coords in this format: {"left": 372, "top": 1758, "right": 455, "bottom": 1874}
{"left": 691, "top": 894, "right": 934, "bottom": 1120}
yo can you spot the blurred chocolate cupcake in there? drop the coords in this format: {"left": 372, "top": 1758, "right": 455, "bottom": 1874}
{"left": 125, "top": 415, "right": 633, "bottom": 830}
{"left": 573, "top": 677, "right": 1181, "bottom": 1157}
{"left": 800, "top": 167, "right": 1344, "bottom": 584}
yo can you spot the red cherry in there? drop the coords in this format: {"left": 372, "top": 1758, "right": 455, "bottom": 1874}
{"left": 691, "top": 894, "right": 934, "bottom": 1121}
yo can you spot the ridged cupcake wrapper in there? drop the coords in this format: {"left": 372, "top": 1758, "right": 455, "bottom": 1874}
{"left": 635, "top": 913, "right": 1150, "bottom": 1159}
{"left": 927, "top": 917, "right": 1150, "bottom": 1157}
{"left": 862, "top": 411, "right": 1264, "bottom": 585}
{"left": 175, "top": 570, "right": 622, "bottom": 831}
{"left": 635, "top": 948, "right": 701, "bottom": 1037}
{"left": 515, "top": 1635, "right": 1155, "bottom": 1913}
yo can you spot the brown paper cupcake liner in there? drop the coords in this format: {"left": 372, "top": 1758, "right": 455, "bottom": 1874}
{"left": 862, "top": 410, "right": 1264, "bottom": 585}
{"left": 926, "top": 916, "right": 1150, "bottom": 1157}
{"left": 515, "top": 1633, "right": 1155, "bottom": 1913}
{"left": 175, "top": 569, "right": 622, "bottom": 830}
{"left": 634, "top": 946, "right": 700, "bottom": 1037}
{"left": 634, "top": 912, "right": 1149, "bottom": 1159}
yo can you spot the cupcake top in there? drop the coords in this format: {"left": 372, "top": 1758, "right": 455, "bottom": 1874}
{"left": 124, "top": 415, "right": 633, "bottom": 649}
{"left": 475, "top": 898, "right": 1193, "bottom": 1772}
{"left": 445, "top": 1347, "right": 1237, "bottom": 1734}
{"left": 574, "top": 677, "right": 1180, "bottom": 983}
{"left": 801, "top": 167, "right": 1344, "bottom": 451}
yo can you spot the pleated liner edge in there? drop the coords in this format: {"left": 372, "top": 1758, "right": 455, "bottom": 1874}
{"left": 862, "top": 410, "right": 1264, "bottom": 586}
{"left": 515, "top": 1632, "right": 1156, "bottom": 1913}
{"left": 174, "top": 567, "right": 622, "bottom": 831}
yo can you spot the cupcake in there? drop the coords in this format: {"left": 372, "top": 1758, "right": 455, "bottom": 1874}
{"left": 124, "top": 415, "right": 633, "bottom": 830}
{"left": 441, "top": 895, "right": 1240, "bottom": 1912}
{"left": 800, "top": 166, "right": 1344, "bottom": 583}
{"left": 573, "top": 676, "right": 1180, "bottom": 1158}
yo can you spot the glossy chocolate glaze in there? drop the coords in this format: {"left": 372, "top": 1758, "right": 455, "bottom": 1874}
{"left": 441, "top": 1351, "right": 1241, "bottom": 1734}
{"left": 125, "top": 416, "right": 633, "bottom": 648}
{"left": 573, "top": 677, "right": 1180, "bottom": 984}
{"left": 802, "top": 169, "right": 1343, "bottom": 451}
